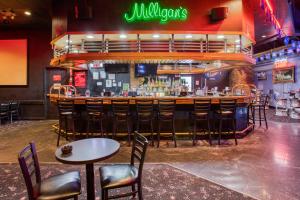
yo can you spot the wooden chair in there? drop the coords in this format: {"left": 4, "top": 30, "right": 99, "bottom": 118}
{"left": 0, "top": 103, "right": 10, "bottom": 125}
{"left": 18, "top": 142, "right": 81, "bottom": 200}
{"left": 9, "top": 101, "right": 20, "bottom": 123}
{"left": 86, "top": 99, "right": 105, "bottom": 137}
{"left": 99, "top": 131, "right": 148, "bottom": 200}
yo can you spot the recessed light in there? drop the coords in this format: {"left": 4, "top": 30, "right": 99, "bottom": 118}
{"left": 262, "top": 35, "right": 267, "bottom": 38}
{"left": 217, "top": 35, "right": 225, "bottom": 39}
{"left": 24, "top": 11, "right": 31, "bottom": 16}
{"left": 65, "top": 40, "right": 72, "bottom": 43}
{"left": 152, "top": 34, "right": 160, "bottom": 38}
{"left": 119, "top": 34, "right": 127, "bottom": 39}
{"left": 86, "top": 35, "right": 94, "bottom": 39}
{"left": 185, "top": 34, "right": 193, "bottom": 39}
{"left": 235, "top": 39, "right": 240, "bottom": 43}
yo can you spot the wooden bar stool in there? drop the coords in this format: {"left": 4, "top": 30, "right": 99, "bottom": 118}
{"left": 86, "top": 99, "right": 105, "bottom": 137}
{"left": 9, "top": 101, "right": 20, "bottom": 123}
{"left": 251, "top": 94, "right": 269, "bottom": 129}
{"left": 0, "top": 103, "right": 9, "bottom": 125}
{"left": 112, "top": 99, "right": 131, "bottom": 145}
{"left": 192, "top": 99, "right": 212, "bottom": 146}
{"left": 136, "top": 100, "right": 155, "bottom": 146}
{"left": 157, "top": 99, "right": 177, "bottom": 148}
{"left": 214, "top": 99, "right": 237, "bottom": 145}
{"left": 57, "top": 99, "right": 77, "bottom": 146}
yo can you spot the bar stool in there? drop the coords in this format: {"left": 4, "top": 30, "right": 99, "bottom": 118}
{"left": 214, "top": 99, "right": 237, "bottom": 145}
{"left": 0, "top": 103, "right": 10, "bottom": 125}
{"left": 86, "top": 99, "right": 105, "bottom": 137}
{"left": 192, "top": 99, "right": 212, "bottom": 146}
{"left": 157, "top": 99, "right": 177, "bottom": 148}
{"left": 112, "top": 99, "right": 131, "bottom": 145}
{"left": 136, "top": 100, "right": 155, "bottom": 146}
{"left": 251, "top": 94, "right": 269, "bottom": 129}
{"left": 9, "top": 101, "right": 20, "bottom": 123}
{"left": 57, "top": 99, "right": 77, "bottom": 146}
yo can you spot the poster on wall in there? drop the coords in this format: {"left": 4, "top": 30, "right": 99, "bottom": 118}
{"left": 272, "top": 67, "right": 295, "bottom": 84}
{"left": 74, "top": 71, "right": 86, "bottom": 88}
{"left": 257, "top": 71, "right": 267, "bottom": 80}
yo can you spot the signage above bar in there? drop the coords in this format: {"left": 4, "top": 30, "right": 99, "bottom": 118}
{"left": 124, "top": 2, "right": 188, "bottom": 24}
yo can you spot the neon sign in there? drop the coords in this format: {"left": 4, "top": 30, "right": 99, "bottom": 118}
{"left": 124, "top": 2, "right": 188, "bottom": 24}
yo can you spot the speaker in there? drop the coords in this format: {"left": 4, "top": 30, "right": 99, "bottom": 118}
{"left": 76, "top": 0, "right": 93, "bottom": 19}
{"left": 210, "top": 7, "right": 228, "bottom": 22}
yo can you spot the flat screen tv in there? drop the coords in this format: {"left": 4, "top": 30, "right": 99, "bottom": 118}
{"left": 135, "top": 64, "right": 157, "bottom": 77}
{"left": 104, "top": 64, "right": 129, "bottom": 73}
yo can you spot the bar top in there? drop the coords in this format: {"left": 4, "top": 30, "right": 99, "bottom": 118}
{"left": 48, "top": 94, "right": 251, "bottom": 104}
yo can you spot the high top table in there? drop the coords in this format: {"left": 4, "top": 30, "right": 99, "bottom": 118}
{"left": 55, "top": 138, "right": 120, "bottom": 200}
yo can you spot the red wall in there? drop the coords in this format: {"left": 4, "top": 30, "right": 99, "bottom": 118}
{"left": 61, "top": 0, "right": 247, "bottom": 34}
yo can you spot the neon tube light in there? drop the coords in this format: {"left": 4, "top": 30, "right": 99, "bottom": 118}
{"left": 124, "top": 2, "right": 188, "bottom": 24}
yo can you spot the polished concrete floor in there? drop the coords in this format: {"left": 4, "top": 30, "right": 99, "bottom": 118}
{"left": 0, "top": 118, "right": 299, "bottom": 200}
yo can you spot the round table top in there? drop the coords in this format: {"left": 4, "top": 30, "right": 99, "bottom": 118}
{"left": 55, "top": 138, "right": 120, "bottom": 165}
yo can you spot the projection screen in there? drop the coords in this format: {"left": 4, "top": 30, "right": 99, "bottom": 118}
{"left": 0, "top": 39, "right": 27, "bottom": 86}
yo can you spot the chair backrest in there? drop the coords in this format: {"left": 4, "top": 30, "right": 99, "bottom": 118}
{"left": 18, "top": 142, "right": 41, "bottom": 200}
{"left": 158, "top": 99, "right": 175, "bottom": 113}
{"left": 194, "top": 99, "right": 211, "bottom": 113}
{"left": 130, "top": 131, "right": 148, "bottom": 180}
{"left": 57, "top": 99, "right": 74, "bottom": 115}
{"left": 259, "top": 94, "right": 269, "bottom": 107}
{"left": 0, "top": 103, "right": 9, "bottom": 112}
{"left": 136, "top": 100, "right": 154, "bottom": 115}
{"left": 112, "top": 99, "right": 129, "bottom": 114}
{"left": 10, "top": 101, "right": 19, "bottom": 111}
{"left": 86, "top": 99, "right": 104, "bottom": 113}
{"left": 220, "top": 99, "right": 237, "bottom": 114}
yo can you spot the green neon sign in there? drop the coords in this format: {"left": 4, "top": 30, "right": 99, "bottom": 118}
{"left": 124, "top": 2, "right": 188, "bottom": 24}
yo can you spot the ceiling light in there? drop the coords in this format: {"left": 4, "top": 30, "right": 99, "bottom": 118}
{"left": 217, "top": 35, "right": 225, "bottom": 39}
{"left": 235, "top": 39, "right": 240, "bottom": 43}
{"left": 262, "top": 35, "right": 266, "bottom": 38}
{"left": 86, "top": 35, "right": 94, "bottom": 39}
{"left": 152, "top": 34, "right": 160, "bottom": 38}
{"left": 185, "top": 34, "right": 193, "bottom": 39}
{"left": 119, "top": 34, "right": 127, "bottom": 39}
{"left": 24, "top": 11, "right": 31, "bottom": 16}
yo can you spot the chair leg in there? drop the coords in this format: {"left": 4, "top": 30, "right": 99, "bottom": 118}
{"left": 87, "top": 119, "right": 90, "bottom": 138}
{"left": 57, "top": 118, "right": 62, "bottom": 147}
{"left": 233, "top": 119, "right": 237, "bottom": 145}
{"left": 193, "top": 119, "right": 197, "bottom": 146}
{"left": 172, "top": 119, "right": 177, "bottom": 148}
{"left": 113, "top": 119, "right": 117, "bottom": 139}
{"left": 264, "top": 108, "right": 268, "bottom": 130}
{"left": 150, "top": 120, "right": 154, "bottom": 146}
{"left": 218, "top": 119, "right": 222, "bottom": 145}
{"left": 132, "top": 184, "right": 136, "bottom": 198}
{"left": 72, "top": 118, "right": 76, "bottom": 141}
{"left": 157, "top": 120, "right": 161, "bottom": 148}
{"left": 258, "top": 107, "right": 262, "bottom": 126}
{"left": 127, "top": 119, "right": 131, "bottom": 147}
{"left": 74, "top": 196, "right": 78, "bottom": 200}
{"left": 207, "top": 119, "right": 212, "bottom": 146}
{"left": 100, "top": 118, "right": 104, "bottom": 137}
{"left": 138, "top": 181, "right": 143, "bottom": 200}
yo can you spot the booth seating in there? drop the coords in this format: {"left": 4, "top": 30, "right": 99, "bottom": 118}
{"left": 18, "top": 142, "right": 81, "bottom": 200}
{"left": 214, "top": 99, "right": 238, "bottom": 145}
{"left": 57, "top": 99, "right": 78, "bottom": 146}
{"left": 99, "top": 132, "right": 148, "bottom": 200}
{"left": 86, "top": 99, "right": 105, "bottom": 137}
{"left": 191, "top": 99, "right": 212, "bottom": 146}
{"left": 136, "top": 100, "right": 155, "bottom": 146}
{"left": 157, "top": 99, "right": 177, "bottom": 148}
{"left": 112, "top": 99, "right": 132, "bottom": 145}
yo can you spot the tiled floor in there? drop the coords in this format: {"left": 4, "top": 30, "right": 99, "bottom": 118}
{"left": 0, "top": 115, "right": 299, "bottom": 200}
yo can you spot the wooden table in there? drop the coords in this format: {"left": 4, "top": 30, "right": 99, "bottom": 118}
{"left": 55, "top": 138, "right": 120, "bottom": 200}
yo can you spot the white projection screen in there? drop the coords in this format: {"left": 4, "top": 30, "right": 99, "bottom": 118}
{"left": 0, "top": 39, "right": 27, "bottom": 86}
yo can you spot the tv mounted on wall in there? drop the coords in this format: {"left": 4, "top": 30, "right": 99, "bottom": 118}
{"left": 135, "top": 64, "right": 157, "bottom": 77}
{"left": 104, "top": 64, "right": 129, "bottom": 73}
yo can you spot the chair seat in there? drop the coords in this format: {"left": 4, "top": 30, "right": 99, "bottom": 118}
{"left": 60, "top": 111, "right": 73, "bottom": 115}
{"left": 88, "top": 112, "right": 103, "bottom": 116}
{"left": 0, "top": 112, "right": 8, "bottom": 115}
{"left": 137, "top": 112, "right": 153, "bottom": 119}
{"left": 100, "top": 164, "right": 138, "bottom": 189}
{"left": 192, "top": 112, "right": 209, "bottom": 117}
{"left": 159, "top": 112, "right": 174, "bottom": 119}
{"left": 34, "top": 171, "right": 81, "bottom": 200}
{"left": 216, "top": 110, "right": 233, "bottom": 115}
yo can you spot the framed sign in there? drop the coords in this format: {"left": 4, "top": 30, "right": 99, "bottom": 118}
{"left": 257, "top": 71, "right": 267, "bottom": 80}
{"left": 272, "top": 67, "right": 295, "bottom": 84}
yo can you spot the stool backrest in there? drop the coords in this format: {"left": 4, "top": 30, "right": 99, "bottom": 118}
{"left": 18, "top": 142, "right": 41, "bottom": 200}
{"left": 0, "top": 103, "right": 9, "bottom": 113}
{"left": 131, "top": 131, "right": 148, "bottom": 181}
{"left": 158, "top": 99, "right": 175, "bottom": 113}
{"left": 194, "top": 99, "right": 211, "bottom": 113}
{"left": 220, "top": 99, "right": 237, "bottom": 114}
{"left": 10, "top": 101, "right": 19, "bottom": 111}
{"left": 112, "top": 99, "right": 129, "bottom": 114}
{"left": 57, "top": 99, "right": 74, "bottom": 115}
{"left": 136, "top": 100, "right": 154, "bottom": 114}
{"left": 259, "top": 94, "right": 269, "bottom": 107}
{"left": 86, "top": 99, "right": 104, "bottom": 113}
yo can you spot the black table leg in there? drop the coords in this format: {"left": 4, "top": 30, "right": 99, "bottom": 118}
{"left": 86, "top": 163, "right": 95, "bottom": 200}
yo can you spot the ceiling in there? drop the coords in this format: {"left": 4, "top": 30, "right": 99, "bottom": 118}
{"left": 0, "top": 0, "right": 52, "bottom": 29}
